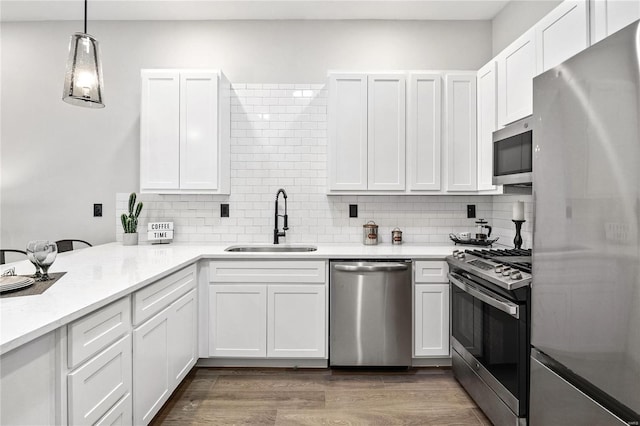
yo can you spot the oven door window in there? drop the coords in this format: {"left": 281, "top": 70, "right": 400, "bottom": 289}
{"left": 493, "top": 130, "right": 532, "bottom": 176}
{"left": 451, "top": 285, "right": 522, "bottom": 399}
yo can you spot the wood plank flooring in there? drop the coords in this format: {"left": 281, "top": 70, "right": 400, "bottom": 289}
{"left": 151, "top": 367, "right": 492, "bottom": 425}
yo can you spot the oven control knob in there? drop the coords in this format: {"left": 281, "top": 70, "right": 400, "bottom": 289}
{"left": 494, "top": 264, "right": 503, "bottom": 273}
{"left": 457, "top": 253, "right": 466, "bottom": 259}
{"left": 510, "top": 271, "right": 523, "bottom": 280}
{"left": 453, "top": 250, "right": 459, "bottom": 256}
{"left": 502, "top": 267, "right": 512, "bottom": 276}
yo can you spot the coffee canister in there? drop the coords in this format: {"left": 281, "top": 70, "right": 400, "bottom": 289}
{"left": 392, "top": 227, "right": 403, "bottom": 245}
{"left": 363, "top": 221, "right": 379, "bottom": 245}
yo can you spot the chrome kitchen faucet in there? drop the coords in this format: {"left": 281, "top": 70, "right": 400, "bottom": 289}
{"left": 273, "top": 188, "right": 289, "bottom": 244}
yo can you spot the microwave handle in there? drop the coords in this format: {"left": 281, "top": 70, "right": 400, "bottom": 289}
{"left": 448, "top": 272, "right": 519, "bottom": 319}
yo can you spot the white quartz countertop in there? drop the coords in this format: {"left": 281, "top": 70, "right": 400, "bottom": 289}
{"left": 0, "top": 241, "right": 464, "bottom": 355}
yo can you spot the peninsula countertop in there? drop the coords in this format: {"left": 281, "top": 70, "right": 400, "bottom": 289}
{"left": 0, "top": 241, "right": 465, "bottom": 355}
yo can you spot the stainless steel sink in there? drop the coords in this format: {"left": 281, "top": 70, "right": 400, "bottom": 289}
{"left": 224, "top": 244, "right": 318, "bottom": 252}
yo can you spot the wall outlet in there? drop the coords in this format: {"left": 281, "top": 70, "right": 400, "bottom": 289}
{"left": 467, "top": 204, "right": 476, "bottom": 218}
{"left": 349, "top": 204, "right": 358, "bottom": 218}
{"left": 93, "top": 203, "right": 102, "bottom": 217}
{"left": 220, "top": 203, "right": 230, "bottom": 218}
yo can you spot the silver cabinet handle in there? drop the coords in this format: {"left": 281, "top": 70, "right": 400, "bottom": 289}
{"left": 334, "top": 263, "right": 409, "bottom": 272}
{"left": 449, "top": 272, "right": 520, "bottom": 319}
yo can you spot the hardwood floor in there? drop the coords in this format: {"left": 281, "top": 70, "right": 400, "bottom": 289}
{"left": 151, "top": 367, "right": 492, "bottom": 425}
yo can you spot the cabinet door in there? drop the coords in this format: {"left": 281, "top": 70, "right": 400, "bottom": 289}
{"left": 445, "top": 74, "right": 477, "bottom": 191}
{"left": 367, "top": 74, "right": 406, "bottom": 190}
{"left": 0, "top": 332, "right": 57, "bottom": 426}
{"left": 591, "top": 0, "right": 640, "bottom": 43}
{"left": 328, "top": 74, "right": 368, "bottom": 191}
{"left": 168, "top": 289, "right": 198, "bottom": 386}
{"left": 535, "top": 0, "right": 589, "bottom": 75}
{"left": 140, "top": 70, "right": 180, "bottom": 191}
{"left": 414, "top": 284, "right": 450, "bottom": 357}
{"left": 267, "top": 285, "right": 326, "bottom": 358}
{"left": 407, "top": 73, "right": 442, "bottom": 191}
{"left": 133, "top": 308, "right": 170, "bottom": 425}
{"left": 497, "top": 29, "right": 536, "bottom": 126}
{"left": 68, "top": 335, "right": 132, "bottom": 426}
{"left": 179, "top": 71, "right": 220, "bottom": 190}
{"left": 477, "top": 62, "right": 497, "bottom": 191}
{"left": 209, "top": 285, "right": 267, "bottom": 357}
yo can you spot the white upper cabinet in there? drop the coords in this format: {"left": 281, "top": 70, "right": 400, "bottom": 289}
{"left": 328, "top": 74, "right": 368, "bottom": 191}
{"left": 140, "top": 69, "right": 230, "bottom": 194}
{"left": 476, "top": 62, "right": 497, "bottom": 191}
{"left": 591, "top": 0, "right": 640, "bottom": 43}
{"left": 407, "top": 73, "right": 442, "bottom": 191}
{"left": 140, "top": 71, "right": 180, "bottom": 190}
{"left": 496, "top": 29, "right": 536, "bottom": 127}
{"left": 535, "top": 0, "right": 589, "bottom": 75}
{"left": 367, "top": 74, "right": 406, "bottom": 190}
{"left": 445, "top": 73, "right": 477, "bottom": 192}
{"left": 328, "top": 73, "right": 406, "bottom": 192}
{"left": 179, "top": 72, "right": 220, "bottom": 190}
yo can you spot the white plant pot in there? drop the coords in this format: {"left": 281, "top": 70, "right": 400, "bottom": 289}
{"left": 122, "top": 233, "right": 138, "bottom": 246}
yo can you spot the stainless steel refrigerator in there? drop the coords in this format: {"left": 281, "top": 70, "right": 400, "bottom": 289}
{"left": 531, "top": 21, "right": 640, "bottom": 425}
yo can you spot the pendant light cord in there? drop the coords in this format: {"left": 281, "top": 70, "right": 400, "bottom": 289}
{"left": 84, "top": 0, "right": 87, "bottom": 34}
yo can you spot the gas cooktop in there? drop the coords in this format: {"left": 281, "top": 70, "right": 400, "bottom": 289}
{"left": 446, "top": 248, "right": 532, "bottom": 290}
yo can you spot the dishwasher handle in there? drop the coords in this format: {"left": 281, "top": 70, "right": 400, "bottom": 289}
{"left": 334, "top": 263, "right": 409, "bottom": 273}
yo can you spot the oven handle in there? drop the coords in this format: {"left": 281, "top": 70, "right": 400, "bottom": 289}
{"left": 448, "top": 272, "right": 520, "bottom": 319}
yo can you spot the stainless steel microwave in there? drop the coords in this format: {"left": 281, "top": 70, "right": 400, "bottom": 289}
{"left": 492, "top": 116, "right": 533, "bottom": 186}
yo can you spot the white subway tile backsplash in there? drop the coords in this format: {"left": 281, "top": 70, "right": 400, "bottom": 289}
{"left": 118, "top": 83, "right": 535, "bottom": 248}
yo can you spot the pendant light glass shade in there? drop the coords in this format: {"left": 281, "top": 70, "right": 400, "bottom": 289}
{"left": 63, "top": 32, "right": 104, "bottom": 108}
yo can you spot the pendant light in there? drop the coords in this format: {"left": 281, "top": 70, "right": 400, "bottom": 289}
{"left": 62, "top": 0, "right": 104, "bottom": 108}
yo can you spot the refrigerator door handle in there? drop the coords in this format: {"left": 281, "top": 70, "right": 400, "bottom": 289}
{"left": 449, "top": 272, "right": 520, "bottom": 319}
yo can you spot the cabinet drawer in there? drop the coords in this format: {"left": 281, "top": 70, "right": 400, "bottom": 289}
{"left": 94, "top": 393, "right": 131, "bottom": 426}
{"left": 210, "top": 261, "right": 326, "bottom": 284}
{"left": 414, "top": 261, "right": 449, "bottom": 283}
{"left": 68, "top": 334, "right": 132, "bottom": 426}
{"left": 133, "top": 264, "right": 196, "bottom": 325}
{"left": 68, "top": 297, "right": 131, "bottom": 369}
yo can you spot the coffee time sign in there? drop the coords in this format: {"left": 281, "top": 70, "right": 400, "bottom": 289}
{"left": 148, "top": 222, "right": 174, "bottom": 242}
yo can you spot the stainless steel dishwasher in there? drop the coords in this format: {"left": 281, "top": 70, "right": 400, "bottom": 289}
{"left": 329, "top": 260, "right": 412, "bottom": 367}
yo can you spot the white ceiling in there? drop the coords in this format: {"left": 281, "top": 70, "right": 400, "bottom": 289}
{"left": 0, "top": 0, "right": 510, "bottom": 21}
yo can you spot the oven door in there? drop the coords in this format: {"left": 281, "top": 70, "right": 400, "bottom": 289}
{"left": 449, "top": 271, "right": 528, "bottom": 417}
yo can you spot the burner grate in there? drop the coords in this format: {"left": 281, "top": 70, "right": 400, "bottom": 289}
{"left": 464, "top": 248, "right": 532, "bottom": 273}
{"left": 464, "top": 248, "right": 532, "bottom": 258}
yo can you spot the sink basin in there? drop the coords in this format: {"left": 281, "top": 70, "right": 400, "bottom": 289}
{"left": 224, "top": 244, "right": 318, "bottom": 252}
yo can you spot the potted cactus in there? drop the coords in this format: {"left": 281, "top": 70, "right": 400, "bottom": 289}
{"left": 121, "top": 192, "right": 143, "bottom": 246}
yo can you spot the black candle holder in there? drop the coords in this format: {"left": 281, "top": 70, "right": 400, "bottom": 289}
{"left": 513, "top": 220, "right": 525, "bottom": 249}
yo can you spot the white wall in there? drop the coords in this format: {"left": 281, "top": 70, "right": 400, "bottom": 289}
{"left": 1, "top": 19, "right": 492, "bottom": 250}
{"left": 491, "top": 0, "right": 562, "bottom": 55}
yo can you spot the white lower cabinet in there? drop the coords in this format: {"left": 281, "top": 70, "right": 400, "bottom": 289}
{"left": 209, "top": 260, "right": 327, "bottom": 359}
{"left": 0, "top": 332, "right": 59, "bottom": 426}
{"left": 133, "top": 305, "right": 171, "bottom": 425}
{"left": 133, "top": 289, "right": 197, "bottom": 425}
{"left": 133, "top": 272, "right": 197, "bottom": 425}
{"left": 414, "top": 284, "right": 450, "bottom": 357}
{"left": 414, "top": 261, "right": 450, "bottom": 358}
{"left": 209, "top": 285, "right": 267, "bottom": 357}
{"left": 68, "top": 335, "right": 132, "bottom": 426}
{"left": 169, "top": 289, "right": 199, "bottom": 384}
{"left": 267, "top": 285, "right": 326, "bottom": 358}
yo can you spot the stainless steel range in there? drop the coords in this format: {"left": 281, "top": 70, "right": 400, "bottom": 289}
{"left": 447, "top": 248, "right": 532, "bottom": 426}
